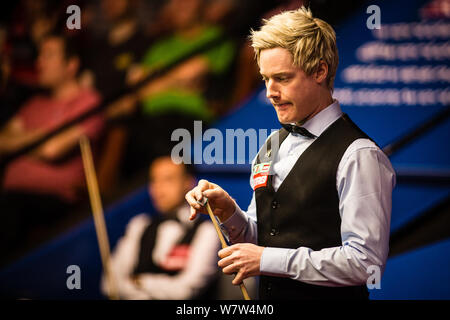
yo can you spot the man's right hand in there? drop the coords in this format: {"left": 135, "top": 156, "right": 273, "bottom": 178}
{"left": 185, "top": 179, "right": 237, "bottom": 222}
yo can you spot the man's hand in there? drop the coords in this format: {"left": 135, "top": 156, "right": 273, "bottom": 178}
{"left": 218, "top": 243, "right": 264, "bottom": 285}
{"left": 0, "top": 117, "right": 48, "bottom": 155}
{"left": 185, "top": 179, "right": 236, "bottom": 222}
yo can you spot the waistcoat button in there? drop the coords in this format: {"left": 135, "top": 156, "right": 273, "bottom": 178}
{"left": 271, "top": 200, "right": 278, "bottom": 209}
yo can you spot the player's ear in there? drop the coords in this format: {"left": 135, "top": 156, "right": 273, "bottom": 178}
{"left": 314, "top": 59, "right": 328, "bottom": 85}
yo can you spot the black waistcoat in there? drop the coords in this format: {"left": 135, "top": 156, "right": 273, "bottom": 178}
{"left": 255, "top": 114, "right": 371, "bottom": 300}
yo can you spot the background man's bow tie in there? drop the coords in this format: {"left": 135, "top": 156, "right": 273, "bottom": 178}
{"left": 281, "top": 123, "right": 316, "bottom": 139}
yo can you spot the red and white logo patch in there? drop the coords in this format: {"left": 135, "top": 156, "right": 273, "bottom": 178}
{"left": 252, "top": 162, "right": 271, "bottom": 190}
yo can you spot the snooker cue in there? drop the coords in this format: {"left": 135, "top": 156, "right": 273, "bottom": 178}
{"left": 199, "top": 198, "right": 251, "bottom": 300}
{"left": 80, "top": 136, "right": 119, "bottom": 300}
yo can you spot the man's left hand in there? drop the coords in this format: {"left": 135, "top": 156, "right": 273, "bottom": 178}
{"left": 218, "top": 243, "right": 264, "bottom": 285}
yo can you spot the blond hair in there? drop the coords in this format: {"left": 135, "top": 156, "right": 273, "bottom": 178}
{"left": 250, "top": 6, "right": 339, "bottom": 90}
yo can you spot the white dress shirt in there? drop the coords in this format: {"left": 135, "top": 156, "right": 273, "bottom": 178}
{"left": 102, "top": 205, "right": 220, "bottom": 299}
{"left": 221, "top": 100, "right": 396, "bottom": 287}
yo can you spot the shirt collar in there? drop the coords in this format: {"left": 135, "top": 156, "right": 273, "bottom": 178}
{"left": 297, "top": 99, "right": 343, "bottom": 138}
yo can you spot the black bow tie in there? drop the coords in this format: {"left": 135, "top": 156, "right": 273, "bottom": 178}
{"left": 281, "top": 123, "right": 316, "bottom": 139}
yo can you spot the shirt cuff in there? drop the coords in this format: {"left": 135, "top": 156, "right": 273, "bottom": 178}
{"left": 219, "top": 205, "right": 248, "bottom": 241}
{"left": 260, "top": 247, "right": 291, "bottom": 276}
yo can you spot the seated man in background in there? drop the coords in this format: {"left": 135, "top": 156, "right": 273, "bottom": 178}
{"left": 102, "top": 156, "right": 220, "bottom": 299}
{"left": 0, "top": 33, "right": 103, "bottom": 265}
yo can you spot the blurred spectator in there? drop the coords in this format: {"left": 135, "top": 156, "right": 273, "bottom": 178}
{"left": 73, "top": 0, "right": 156, "bottom": 192}
{"left": 114, "top": 0, "right": 237, "bottom": 177}
{"left": 0, "top": 0, "right": 62, "bottom": 126}
{"left": 203, "top": 0, "right": 271, "bottom": 38}
{"left": 81, "top": 0, "right": 150, "bottom": 102}
{"left": 3, "top": 0, "right": 60, "bottom": 87}
{"left": 102, "top": 156, "right": 220, "bottom": 299}
{"left": 0, "top": 33, "right": 104, "bottom": 264}
{"left": 134, "top": 0, "right": 236, "bottom": 118}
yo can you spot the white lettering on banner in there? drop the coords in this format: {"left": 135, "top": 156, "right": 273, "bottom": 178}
{"left": 356, "top": 42, "right": 450, "bottom": 62}
{"left": 337, "top": 16, "right": 449, "bottom": 109}
{"left": 372, "top": 22, "right": 450, "bottom": 41}
{"left": 342, "top": 65, "right": 450, "bottom": 84}
{"left": 334, "top": 88, "right": 450, "bottom": 106}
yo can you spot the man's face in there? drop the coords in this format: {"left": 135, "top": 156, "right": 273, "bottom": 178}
{"left": 166, "top": 0, "right": 201, "bottom": 29}
{"left": 259, "top": 47, "right": 321, "bottom": 124}
{"left": 37, "top": 37, "right": 72, "bottom": 88}
{"left": 101, "top": 0, "right": 129, "bottom": 22}
{"left": 148, "top": 158, "right": 194, "bottom": 214}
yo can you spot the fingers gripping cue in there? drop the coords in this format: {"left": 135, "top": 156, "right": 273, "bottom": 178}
{"left": 196, "top": 197, "right": 251, "bottom": 300}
